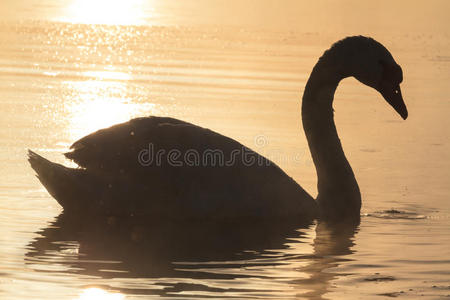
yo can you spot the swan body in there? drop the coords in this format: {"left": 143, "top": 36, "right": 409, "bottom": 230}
{"left": 28, "top": 118, "right": 316, "bottom": 219}
{"left": 29, "top": 36, "right": 407, "bottom": 221}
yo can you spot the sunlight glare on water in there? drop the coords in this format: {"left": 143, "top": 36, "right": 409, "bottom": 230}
{"left": 76, "top": 288, "right": 124, "bottom": 300}
{"left": 63, "top": 74, "right": 156, "bottom": 140}
{"left": 62, "top": 0, "right": 151, "bottom": 25}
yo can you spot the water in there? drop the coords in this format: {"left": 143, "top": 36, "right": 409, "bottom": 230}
{"left": 0, "top": 1, "right": 449, "bottom": 299}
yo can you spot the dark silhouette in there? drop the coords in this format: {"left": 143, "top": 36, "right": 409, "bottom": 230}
{"left": 28, "top": 36, "right": 407, "bottom": 222}
{"left": 26, "top": 213, "right": 359, "bottom": 297}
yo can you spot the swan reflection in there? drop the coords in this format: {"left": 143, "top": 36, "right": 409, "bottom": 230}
{"left": 26, "top": 214, "right": 358, "bottom": 298}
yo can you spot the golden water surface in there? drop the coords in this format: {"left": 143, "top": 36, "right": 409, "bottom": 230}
{"left": 0, "top": 0, "right": 449, "bottom": 299}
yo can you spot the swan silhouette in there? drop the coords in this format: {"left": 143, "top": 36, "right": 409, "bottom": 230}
{"left": 28, "top": 36, "right": 407, "bottom": 222}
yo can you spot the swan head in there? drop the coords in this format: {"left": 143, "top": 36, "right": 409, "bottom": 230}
{"left": 324, "top": 36, "right": 408, "bottom": 119}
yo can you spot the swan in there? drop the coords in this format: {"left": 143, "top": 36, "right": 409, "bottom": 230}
{"left": 28, "top": 36, "right": 407, "bottom": 222}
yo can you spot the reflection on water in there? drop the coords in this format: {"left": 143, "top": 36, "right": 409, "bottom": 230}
{"left": 64, "top": 77, "right": 157, "bottom": 140}
{"left": 63, "top": 0, "right": 151, "bottom": 25}
{"left": 26, "top": 214, "right": 357, "bottom": 298}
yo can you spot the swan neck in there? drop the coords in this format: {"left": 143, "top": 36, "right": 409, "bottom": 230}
{"left": 302, "top": 59, "right": 361, "bottom": 220}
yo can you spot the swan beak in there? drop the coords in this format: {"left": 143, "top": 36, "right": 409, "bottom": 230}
{"left": 378, "top": 83, "right": 408, "bottom": 120}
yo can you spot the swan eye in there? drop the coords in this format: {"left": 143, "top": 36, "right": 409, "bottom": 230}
{"left": 394, "top": 89, "right": 399, "bottom": 94}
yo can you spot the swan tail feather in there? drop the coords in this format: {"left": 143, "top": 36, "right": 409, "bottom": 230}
{"left": 28, "top": 150, "right": 86, "bottom": 211}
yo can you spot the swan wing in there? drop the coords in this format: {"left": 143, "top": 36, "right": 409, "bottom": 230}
{"left": 65, "top": 116, "right": 247, "bottom": 172}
